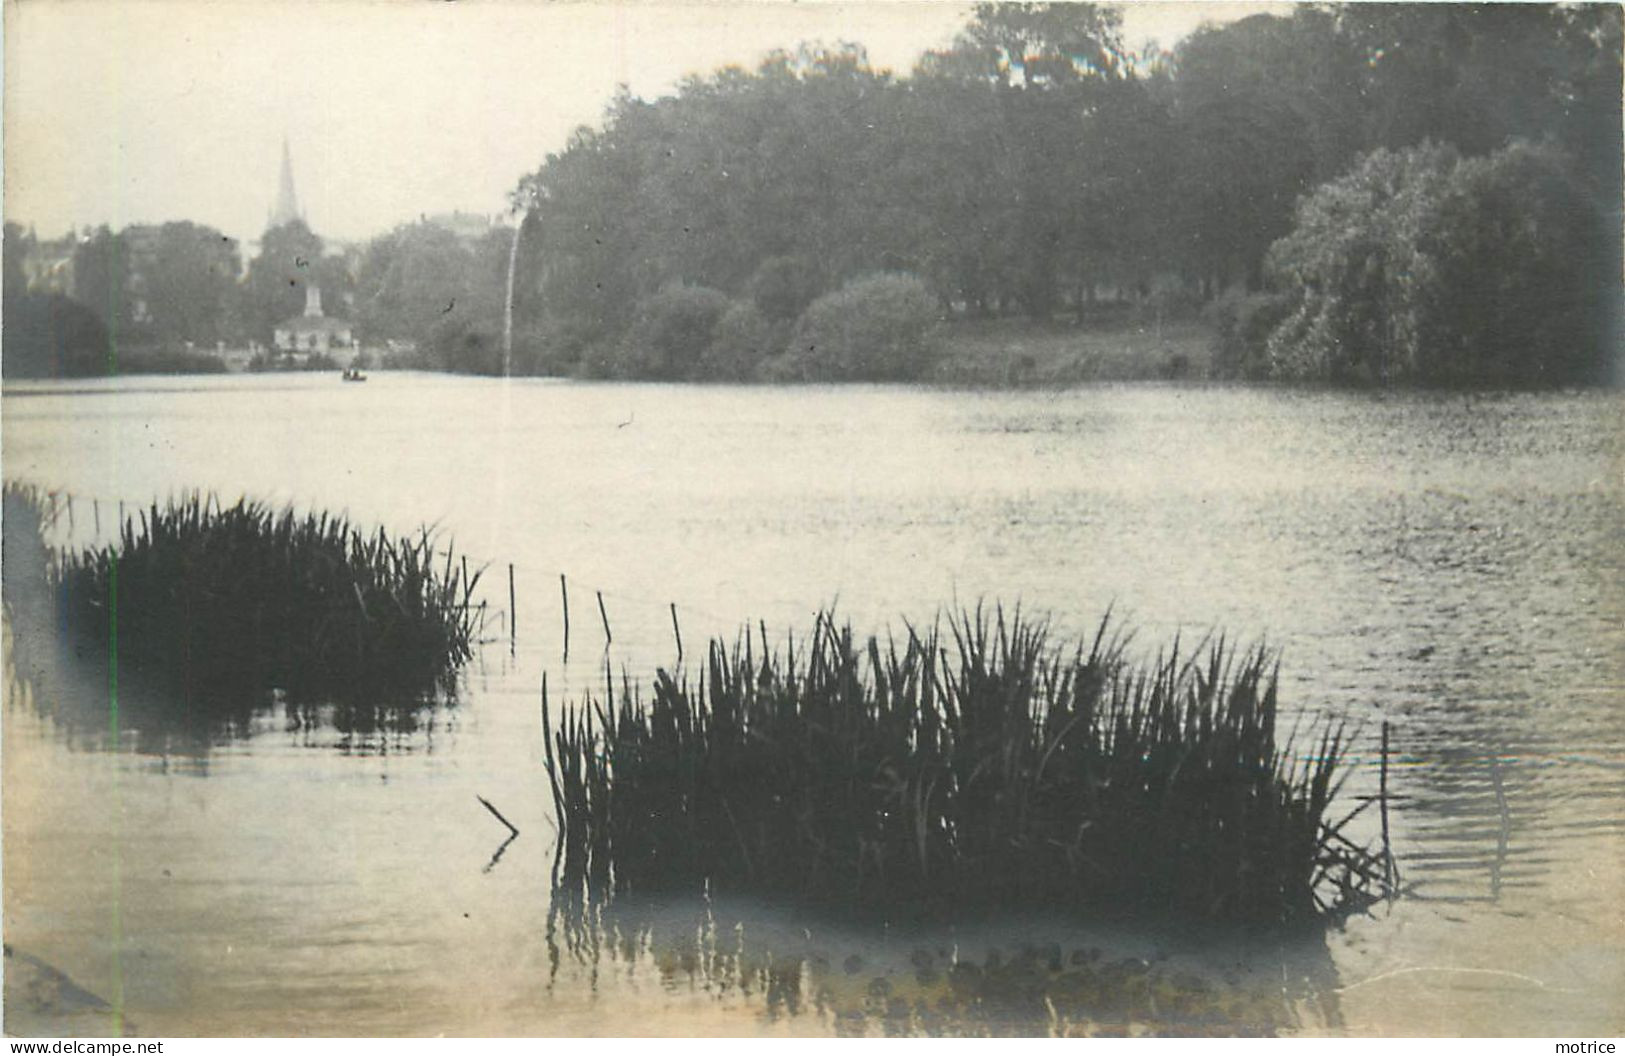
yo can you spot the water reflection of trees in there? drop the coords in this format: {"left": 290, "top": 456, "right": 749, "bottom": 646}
{"left": 543, "top": 884, "right": 1346, "bottom": 1037}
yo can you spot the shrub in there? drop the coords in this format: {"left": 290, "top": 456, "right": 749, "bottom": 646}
{"left": 1414, "top": 142, "right": 1617, "bottom": 384}
{"left": 513, "top": 318, "right": 592, "bottom": 377}
{"left": 621, "top": 283, "right": 731, "bottom": 379}
{"left": 695, "top": 301, "right": 781, "bottom": 380}
{"left": 790, "top": 273, "right": 943, "bottom": 381}
{"left": 1207, "top": 290, "right": 1291, "bottom": 380}
{"left": 0, "top": 292, "right": 113, "bottom": 379}
{"left": 747, "top": 254, "right": 824, "bottom": 322}
{"left": 753, "top": 350, "right": 811, "bottom": 383}
{"left": 575, "top": 338, "right": 628, "bottom": 380}
{"left": 428, "top": 317, "right": 503, "bottom": 375}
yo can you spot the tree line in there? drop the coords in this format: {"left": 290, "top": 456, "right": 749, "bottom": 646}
{"left": 505, "top": 1, "right": 1620, "bottom": 385}
{"left": 1, "top": 213, "right": 519, "bottom": 378}
{"left": 6, "top": 2, "right": 1619, "bottom": 384}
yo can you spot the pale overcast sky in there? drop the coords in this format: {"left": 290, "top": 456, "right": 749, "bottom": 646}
{"left": 3, "top": 1, "right": 1281, "bottom": 251}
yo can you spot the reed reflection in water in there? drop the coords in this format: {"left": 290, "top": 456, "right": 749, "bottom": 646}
{"left": 4, "top": 614, "right": 456, "bottom": 759}
{"left": 543, "top": 885, "right": 1347, "bottom": 1037}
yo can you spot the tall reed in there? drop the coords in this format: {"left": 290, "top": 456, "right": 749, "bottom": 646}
{"left": 544, "top": 608, "right": 1390, "bottom": 927}
{"left": 7, "top": 486, "right": 481, "bottom": 705}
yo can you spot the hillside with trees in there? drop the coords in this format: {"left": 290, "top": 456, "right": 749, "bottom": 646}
{"left": 504, "top": 2, "right": 1620, "bottom": 385}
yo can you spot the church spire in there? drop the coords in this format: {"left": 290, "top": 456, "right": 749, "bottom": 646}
{"left": 270, "top": 136, "right": 302, "bottom": 229}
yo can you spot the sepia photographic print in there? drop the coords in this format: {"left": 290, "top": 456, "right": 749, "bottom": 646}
{"left": 2, "top": 0, "right": 1621, "bottom": 1041}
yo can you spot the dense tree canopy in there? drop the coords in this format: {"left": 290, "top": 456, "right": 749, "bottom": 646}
{"left": 11, "top": 3, "right": 1617, "bottom": 385}
{"left": 504, "top": 2, "right": 1620, "bottom": 383}
{"left": 350, "top": 219, "right": 512, "bottom": 372}
{"left": 69, "top": 226, "right": 134, "bottom": 341}
{"left": 1170, "top": 10, "right": 1361, "bottom": 290}
{"left": 4, "top": 223, "right": 113, "bottom": 378}
{"left": 67, "top": 221, "right": 241, "bottom": 347}
{"left": 142, "top": 222, "right": 241, "bottom": 346}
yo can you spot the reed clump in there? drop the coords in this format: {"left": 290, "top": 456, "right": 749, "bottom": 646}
{"left": 544, "top": 608, "right": 1390, "bottom": 928}
{"left": 8, "top": 486, "right": 481, "bottom": 704}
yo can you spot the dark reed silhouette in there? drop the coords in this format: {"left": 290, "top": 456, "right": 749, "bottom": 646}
{"left": 543, "top": 608, "right": 1391, "bottom": 928}
{"left": 4, "top": 484, "right": 481, "bottom": 711}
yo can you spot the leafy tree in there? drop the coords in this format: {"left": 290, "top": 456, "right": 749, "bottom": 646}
{"left": 747, "top": 254, "right": 823, "bottom": 322}
{"left": 1267, "top": 143, "right": 1465, "bottom": 382}
{"left": 1057, "top": 74, "right": 1177, "bottom": 316}
{"left": 3, "top": 221, "right": 30, "bottom": 298}
{"left": 355, "top": 221, "right": 474, "bottom": 341}
{"left": 5, "top": 224, "right": 109, "bottom": 377}
{"left": 1266, "top": 140, "right": 1613, "bottom": 385}
{"left": 1411, "top": 142, "right": 1616, "bottom": 384}
{"left": 241, "top": 220, "right": 350, "bottom": 342}
{"left": 620, "top": 283, "right": 732, "bottom": 379}
{"left": 142, "top": 222, "right": 241, "bottom": 346}
{"left": 1338, "top": 4, "right": 1610, "bottom": 161}
{"left": 59, "top": 223, "right": 241, "bottom": 348}
{"left": 352, "top": 218, "right": 513, "bottom": 372}
{"left": 886, "top": 70, "right": 1011, "bottom": 316}
{"left": 1170, "top": 10, "right": 1362, "bottom": 293}
{"left": 517, "top": 116, "right": 646, "bottom": 349}
{"left": 699, "top": 300, "right": 779, "bottom": 380}
{"left": 927, "top": 2, "right": 1126, "bottom": 86}
{"left": 4, "top": 223, "right": 112, "bottom": 377}
{"left": 916, "top": 4, "right": 1133, "bottom": 317}
{"left": 70, "top": 226, "right": 133, "bottom": 338}
{"left": 2, "top": 292, "right": 114, "bottom": 378}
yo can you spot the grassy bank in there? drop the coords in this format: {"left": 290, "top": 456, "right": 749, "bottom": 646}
{"left": 932, "top": 317, "right": 1215, "bottom": 386}
{"left": 544, "top": 608, "right": 1389, "bottom": 929}
{"left": 115, "top": 345, "right": 230, "bottom": 375}
{"left": 2, "top": 484, "right": 482, "bottom": 708}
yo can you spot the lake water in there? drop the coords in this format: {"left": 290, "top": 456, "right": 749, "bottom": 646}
{"left": 3, "top": 373, "right": 1622, "bottom": 1036}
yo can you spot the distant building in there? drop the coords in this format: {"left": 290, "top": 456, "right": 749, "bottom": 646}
{"left": 274, "top": 284, "right": 353, "bottom": 356}
{"left": 268, "top": 137, "right": 303, "bottom": 230}
{"left": 423, "top": 211, "right": 500, "bottom": 249}
{"left": 262, "top": 139, "right": 360, "bottom": 360}
{"left": 20, "top": 228, "right": 78, "bottom": 295}
{"left": 55, "top": 223, "right": 162, "bottom": 323}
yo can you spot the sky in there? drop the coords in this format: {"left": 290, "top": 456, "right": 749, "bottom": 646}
{"left": 3, "top": 1, "right": 1282, "bottom": 253}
